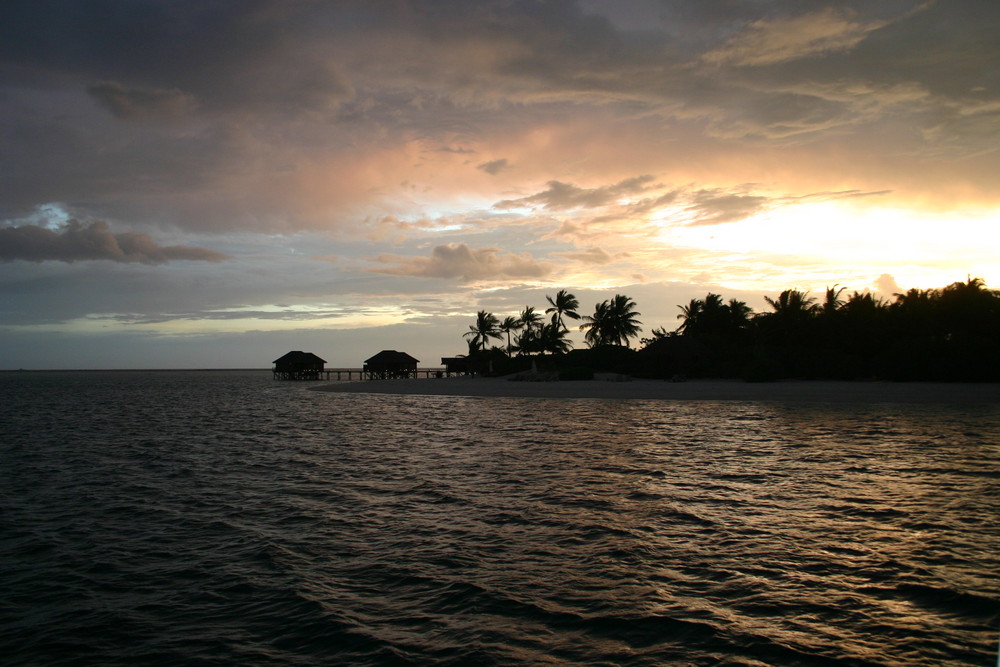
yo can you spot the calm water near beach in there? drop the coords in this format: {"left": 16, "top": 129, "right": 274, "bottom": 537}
{"left": 1, "top": 370, "right": 998, "bottom": 666}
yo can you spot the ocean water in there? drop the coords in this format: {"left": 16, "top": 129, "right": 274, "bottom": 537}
{"left": 1, "top": 370, "right": 997, "bottom": 666}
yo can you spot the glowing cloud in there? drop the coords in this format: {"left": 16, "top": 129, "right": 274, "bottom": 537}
{"left": 701, "top": 7, "right": 885, "bottom": 67}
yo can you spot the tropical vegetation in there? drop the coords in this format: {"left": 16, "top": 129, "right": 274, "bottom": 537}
{"left": 462, "top": 310, "right": 501, "bottom": 353}
{"left": 651, "top": 277, "right": 1000, "bottom": 382}
{"left": 458, "top": 278, "right": 1000, "bottom": 381}
{"left": 579, "top": 294, "right": 642, "bottom": 348}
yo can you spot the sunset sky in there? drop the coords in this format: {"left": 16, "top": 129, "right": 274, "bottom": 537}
{"left": 2, "top": 0, "right": 998, "bottom": 369}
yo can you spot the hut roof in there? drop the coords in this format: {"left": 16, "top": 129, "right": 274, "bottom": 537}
{"left": 273, "top": 351, "right": 327, "bottom": 364}
{"left": 364, "top": 350, "right": 419, "bottom": 365}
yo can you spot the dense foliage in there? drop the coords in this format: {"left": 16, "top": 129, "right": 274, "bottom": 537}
{"left": 459, "top": 278, "right": 1000, "bottom": 381}
{"left": 643, "top": 278, "right": 1000, "bottom": 382}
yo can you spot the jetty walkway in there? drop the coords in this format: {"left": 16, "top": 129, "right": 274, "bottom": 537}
{"left": 276, "top": 368, "right": 454, "bottom": 381}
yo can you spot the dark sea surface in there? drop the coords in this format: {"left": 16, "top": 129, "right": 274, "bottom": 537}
{"left": 1, "top": 370, "right": 998, "bottom": 666}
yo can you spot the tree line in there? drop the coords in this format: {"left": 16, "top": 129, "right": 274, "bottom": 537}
{"left": 463, "top": 290, "right": 642, "bottom": 357}
{"left": 459, "top": 277, "right": 1000, "bottom": 381}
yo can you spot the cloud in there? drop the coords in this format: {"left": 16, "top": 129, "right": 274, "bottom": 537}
{"left": 701, "top": 8, "right": 885, "bottom": 67}
{"left": 1, "top": 0, "right": 995, "bottom": 236}
{"left": 0, "top": 220, "right": 230, "bottom": 264}
{"left": 434, "top": 146, "right": 477, "bottom": 154}
{"left": 555, "top": 246, "right": 615, "bottom": 265}
{"left": 626, "top": 190, "right": 683, "bottom": 216}
{"left": 494, "top": 175, "right": 657, "bottom": 211}
{"left": 681, "top": 187, "right": 890, "bottom": 226}
{"left": 524, "top": 178, "right": 771, "bottom": 228}
{"left": 0, "top": 0, "right": 997, "bottom": 372}
{"left": 99, "top": 308, "right": 352, "bottom": 326}
{"left": 547, "top": 220, "right": 598, "bottom": 242}
{"left": 789, "top": 188, "right": 892, "bottom": 203}
{"left": 477, "top": 158, "right": 510, "bottom": 175}
{"left": 87, "top": 81, "right": 199, "bottom": 120}
{"left": 686, "top": 189, "right": 770, "bottom": 225}
{"left": 370, "top": 243, "right": 551, "bottom": 282}
{"left": 875, "top": 273, "right": 901, "bottom": 295}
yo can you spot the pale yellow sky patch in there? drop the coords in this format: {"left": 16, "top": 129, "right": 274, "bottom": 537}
{"left": 638, "top": 198, "right": 995, "bottom": 292}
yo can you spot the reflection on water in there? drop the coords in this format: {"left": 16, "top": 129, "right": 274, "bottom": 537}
{"left": 0, "top": 371, "right": 997, "bottom": 666}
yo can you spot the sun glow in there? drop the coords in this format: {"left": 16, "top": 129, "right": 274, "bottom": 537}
{"left": 660, "top": 201, "right": 1000, "bottom": 291}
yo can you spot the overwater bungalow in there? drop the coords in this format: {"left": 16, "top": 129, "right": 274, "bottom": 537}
{"left": 441, "top": 356, "right": 471, "bottom": 375}
{"left": 273, "top": 351, "right": 326, "bottom": 380}
{"left": 364, "top": 350, "right": 419, "bottom": 379}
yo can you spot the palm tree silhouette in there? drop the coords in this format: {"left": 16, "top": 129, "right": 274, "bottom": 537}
{"left": 676, "top": 293, "right": 744, "bottom": 337}
{"left": 822, "top": 285, "right": 846, "bottom": 317}
{"left": 891, "top": 287, "right": 937, "bottom": 339}
{"left": 759, "top": 289, "right": 819, "bottom": 350}
{"left": 893, "top": 287, "right": 936, "bottom": 309}
{"left": 764, "top": 289, "right": 818, "bottom": 318}
{"left": 545, "top": 290, "right": 581, "bottom": 331}
{"left": 498, "top": 315, "right": 521, "bottom": 357}
{"left": 843, "top": 291, "right": 887, "bottom": 313}
{"left": 699, "top": 293, "right": 730, "bottom": 335}
{"left": 938, "top": 276, "right": 997, "bottom": 340}
{"left": 608, "top": 294, "right": 642, "bottom": 346}
{"left": 728, "top": 299, "right": 752, "bottom": 330}
{"left": 676, "top": 298, "right": 703, "bottom": 335}
{"left": 580, "top": 300, "right": 611, "bottom": 347}
{"left": 508, "top": 306, "right": 542, "bottom": 356}
{"left": 519, "top": 305, "right": 543, "bottom": 331}
{"left": 581, "top": 294, "right": 642, "bottom": 347}
{"left": 539, "top": 322, "right": 572, "bottom": 354}
{"left": 463, "top": 310, "right": 501, "bottom": 353}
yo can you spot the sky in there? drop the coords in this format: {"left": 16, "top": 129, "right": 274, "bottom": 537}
{"left": 1, "top": 0, "right": 998, "bottom": 369}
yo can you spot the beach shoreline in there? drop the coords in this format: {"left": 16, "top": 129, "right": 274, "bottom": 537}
{"left": 309, "top": 375, "right": 1000, "bottom": 404}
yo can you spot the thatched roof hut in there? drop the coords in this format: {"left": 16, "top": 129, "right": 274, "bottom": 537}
{"left": 273, "top": 351, "right": 326, "bottom": 380}
{"left": 364, "top": 350, "right": 419, "bottom": 378}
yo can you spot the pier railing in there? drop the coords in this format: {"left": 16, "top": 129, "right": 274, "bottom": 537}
{"left": 273, "top": 367, "right": 461, "bottom": 381}
{"left": 322, "top": 368, "right": 452, "bottom": 380}
{"left": 268, "top": 368, "right": 452, "bottom": 381}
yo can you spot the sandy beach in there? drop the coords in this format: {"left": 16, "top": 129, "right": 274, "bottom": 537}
{"left": 311, "top": 375, "right": 1000, "bottom": 404}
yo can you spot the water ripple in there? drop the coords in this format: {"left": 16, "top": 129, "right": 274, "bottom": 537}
{"left": 1, "top": 371, "right": 998, "bottom": 665}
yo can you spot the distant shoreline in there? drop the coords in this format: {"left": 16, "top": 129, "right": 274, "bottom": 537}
{"left": 310, "top": 376, "right": 1000, "bottom": 404}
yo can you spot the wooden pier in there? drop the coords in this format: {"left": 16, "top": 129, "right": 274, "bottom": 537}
{"left": 317, "top": 368, "right": 452, "bottom": 381}
{"left": 272, "top": 348, "right": 464, "bottom": 381}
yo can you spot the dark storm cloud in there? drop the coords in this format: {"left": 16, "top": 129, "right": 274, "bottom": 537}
{"left": 0, "top": 221, "right": 230, "bottom": 264}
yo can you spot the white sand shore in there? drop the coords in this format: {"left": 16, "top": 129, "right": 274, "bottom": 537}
{"left": 310, "top": 375, "right": 1000, "bottom": 404}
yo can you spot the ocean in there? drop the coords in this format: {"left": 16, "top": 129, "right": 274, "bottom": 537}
{"left": 1, "top": 370, "right": 997, "bottom": 666}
